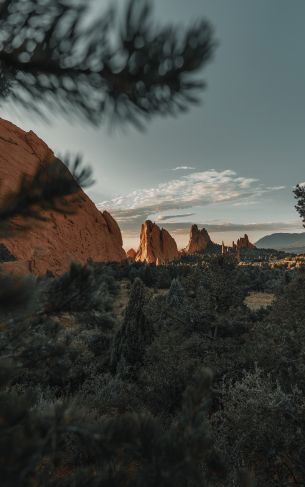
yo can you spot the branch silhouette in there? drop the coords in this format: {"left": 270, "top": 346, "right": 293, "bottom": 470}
{"left": 0, "top": 0, "right": 216, "bottom": 128}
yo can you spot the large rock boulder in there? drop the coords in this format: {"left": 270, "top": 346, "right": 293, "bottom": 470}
{"left": 233, "top": 234, "right": 255, "bottom": 250}
{"left": 135, "top": 220, "right": 179, "bottom": 264}
{"left": 0, "top": 118, "right": 126, "bottom": 275}
{"left": 185, "top": 224, "right": 212, "bottom": 254}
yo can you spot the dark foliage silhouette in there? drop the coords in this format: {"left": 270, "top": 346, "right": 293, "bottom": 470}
{"left": 111, "top": 277, "right": 153, "bottom": 371}
{"left": 0, "top": 256, "right": 304, "bottom": 485}
{"left": 0, "top": 0, "right": 216, "bottom": 128}
{"left": 44, "top": 262, "right": 116, "bottom": 315}
{"left": 294, "top": 183, "right": 305, "bottom": 226}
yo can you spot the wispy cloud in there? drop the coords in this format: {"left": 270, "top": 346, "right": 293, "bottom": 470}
{"left": 155, "top": 213, "right": 195, "bottom": 222}
{"left": 171, "top": 166, "right": 196, "bottom": 171}
{"left": 121, "top": 221, "right": 303, "bottom": 241}
{"left": 98, "top": 169, "right": 284, "bottom": 231}
{"left": 163, "top": 221, "right": 302, "bottom": 235}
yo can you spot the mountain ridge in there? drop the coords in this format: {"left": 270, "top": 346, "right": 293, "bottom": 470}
{"left": 256, "top": 232, "right": 305, "bottom": 254}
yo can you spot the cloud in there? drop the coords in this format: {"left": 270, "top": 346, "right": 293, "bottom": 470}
{"left": 171, "top": 166, "right": 196, "bottom": 171}
{"left": 120, "top": 220, "right": 302, "bottom": 239}
{"left": 162, "top": 221, "right": 302, "bottom": 235}
{"left": 155, "top": 213, "right": 195, "bottom": 222}
{"left": 98, "top": 169, "right": 284, "bottom": 231}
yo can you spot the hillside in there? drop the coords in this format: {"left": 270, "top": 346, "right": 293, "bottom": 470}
{"left": 256, "top": 232, "right": 305, "bottom": 254}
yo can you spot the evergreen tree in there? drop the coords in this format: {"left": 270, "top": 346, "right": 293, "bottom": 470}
{"left": 294, "top": 183, "right": 305, "bottom": 226}
{"left": 0, "top": 0, "right": 216, "bottom": 129}
{"left": 111, "top": 278, "right": 153, "bottom": 371}
{"left": 166, "top": 278, "right": 185, "bottom": 308}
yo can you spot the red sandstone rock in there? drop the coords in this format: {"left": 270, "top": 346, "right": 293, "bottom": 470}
{"left": 135, "top": 220, "right": 179, "bottom": 264}
{"left": 0, "top": 260, "right": 31, "bottom": 276}
{"left": 233, "top": 234, "right": 255, "bottom": 250}
{"left": 0, "top": 118, "right": 126, "bottom": 275}
{"left": 185, "top": 224, "right": 211, "bottom": 254}
{"left": 127, "top": 248, "right": 137, "bottom": 260}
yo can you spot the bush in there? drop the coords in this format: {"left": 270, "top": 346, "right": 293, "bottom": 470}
{"left": 43, "top": 262, "right": 117, "bottom": 314}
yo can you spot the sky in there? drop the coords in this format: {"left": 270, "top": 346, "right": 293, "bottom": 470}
{"left": 2, "top": 0, "right": 305, "bottom": 250}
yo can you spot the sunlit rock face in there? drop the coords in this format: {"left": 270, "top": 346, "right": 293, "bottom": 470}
{"left": 0, "top": 118, "right": 126, "bottom": 275}
{"left": 233, "top": 234, "right": 256, "bottom": 250}
{"left": 135, "top": 220, "right": 179, "bottom": 264}
{"left": 185, "top": 224, "right": 211, "bottom": 254}
{"left": 127, "top": 248, "right": 137, "bottom": 261}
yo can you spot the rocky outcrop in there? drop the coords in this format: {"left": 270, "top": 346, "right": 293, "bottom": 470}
{"left": 0, "top": 118, "right": 126, "bottom": 275}
{"left": 135, "top": 220, "right": 179, "bottom": 264}
{"left": 185, "top": 224, "right": 212, "bottom": 254}
{"left": 127, "top": 248, "right": 137, "bottom": 260}
{"left": 233, "top": 234, "right": 255, "bottom": 250}
{"left": 222, "top": 241, "right": 229, "bottom": 255}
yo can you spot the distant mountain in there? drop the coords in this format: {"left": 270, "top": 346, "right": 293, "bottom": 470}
{"left": 256, "top": 232, "right": 305, "bottom": 254}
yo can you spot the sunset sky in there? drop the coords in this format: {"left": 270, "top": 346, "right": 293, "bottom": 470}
{"left": 2, "top": 0, "right": 305, "bottom": 250}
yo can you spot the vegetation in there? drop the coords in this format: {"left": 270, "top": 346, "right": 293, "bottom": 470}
{"left": 0, "top": 1, "right": 304, "bottom": 485}
{"left": 0, "top": 256, "right": 304, "bottom": 486}
{"left": 294, "top": 183, "right": 305, "bottom": 227}
{"left": 0, "top": 0, "right": 215, "bottom": 128}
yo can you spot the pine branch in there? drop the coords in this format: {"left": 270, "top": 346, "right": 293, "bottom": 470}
{"left": 0, "top": 0, "right": 216, "bottom": 128}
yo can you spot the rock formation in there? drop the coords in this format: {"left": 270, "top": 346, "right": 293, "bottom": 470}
{"left": 233, "top": 234, "right": 255, "bottom": 250}
{"left": 221, "top": 241, "right": 229, "bottom": 255}
{"left": 185, "top": 224, "right": 212, "bottom": 254}
{"left": 0, "top": 118, "right": 126, "bottom": 275}
{"left": 127, "top": 248, "right": 137, "bottom": 260}
{"left": 135, "top": 220, "right": 179, "bottom": 264}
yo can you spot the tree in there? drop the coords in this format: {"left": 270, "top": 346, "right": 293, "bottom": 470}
{"left": 111, "top": 278, "right": 153, "bottom": 371}
{"left": 294, "top": 183, "right": 305, "bottom": 226}
{"left": 166, "top": 278, "right": 185, "bottom": 308}
{"left": 212, "top": 367, "right": 305, "bottom": 485}
{"left": 0, "top": 0, "right": 216, "bottom": 129}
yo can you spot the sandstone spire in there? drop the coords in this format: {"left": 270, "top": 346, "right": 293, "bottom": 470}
{"left": 135, "top": 220, "right": 179, "bottom": 264}
{"left": 222, "top": 241, "right": 229, "bottom": 255}
{"left": 127, "top": 248, "right": 137, "bottom": 260}
{"left": 185, "top": 224, "right": 212, "bottom": 254}
{"left": 233, "top": 234, "right": 255, "bottom": 250}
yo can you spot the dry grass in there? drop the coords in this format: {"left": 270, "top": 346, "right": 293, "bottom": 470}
{"left": 244, "top": 292, "right": 275, "bottom": 311}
